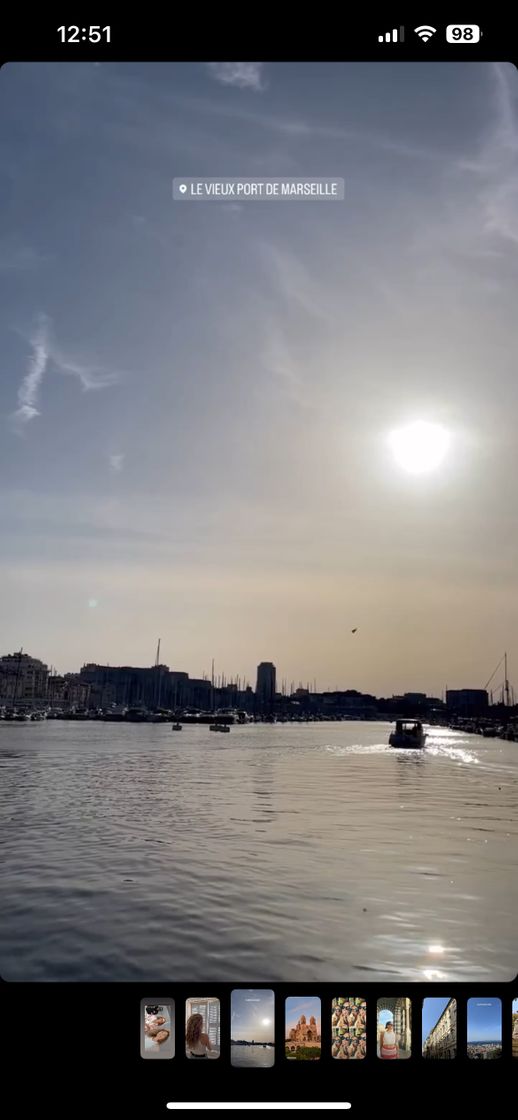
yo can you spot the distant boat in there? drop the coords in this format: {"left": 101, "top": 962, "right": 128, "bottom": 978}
{"left": 172, "top": 723, "right": 182, "bottom": 731}
{"left": 125, "top": 709, "right": 149, "bottom": 723}
{"left": 210, "top": 723, "right": 230, "bottom": 732}
{"left": 389, "top": 720, "right": 426, "bottom": 749}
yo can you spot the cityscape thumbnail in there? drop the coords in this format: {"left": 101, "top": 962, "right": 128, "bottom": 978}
{"left": 467, "top": 998, "right": 502, "bottom": 1059}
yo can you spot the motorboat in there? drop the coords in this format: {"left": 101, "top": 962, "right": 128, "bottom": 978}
{"left": 210, "top": 723, "right": 230, "bottom": 732}
{"left": 389, "top": 720, "right": 426, "bottom": 749}
{"left": 171, "top": 723, "right": 182, "bottom": 731}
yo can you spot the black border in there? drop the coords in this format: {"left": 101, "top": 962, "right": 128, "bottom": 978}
{"left": 3, "top": 979, "right": 516, "bottom": 1109}
{"left": 0, "top": 13, "right": 517, "bottom": 65}
{"left": 1, "top": 11, "right": 518, "bottom": 1112}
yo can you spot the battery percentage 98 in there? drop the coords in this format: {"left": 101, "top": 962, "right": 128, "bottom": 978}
{"left": 446, "top": 25, "right": 481, "bottom": 43}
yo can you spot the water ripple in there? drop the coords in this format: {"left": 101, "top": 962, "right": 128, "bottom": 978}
{"left": 0, "top": 720, "right": 517, "bottom": 982}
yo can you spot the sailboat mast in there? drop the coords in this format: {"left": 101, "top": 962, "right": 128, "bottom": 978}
{"left": 155, "top": 638, "right": 161, "bottom": 708}
{"left": 14, "top": 647, "right": 23, "bottom": 705}
{"left": 505, "top": 651, "right": 510, "bottom": 708}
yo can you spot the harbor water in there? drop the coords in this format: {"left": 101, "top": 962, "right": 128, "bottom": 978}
{"left": 0, "top": 721, "right": 516, "bottom": 982}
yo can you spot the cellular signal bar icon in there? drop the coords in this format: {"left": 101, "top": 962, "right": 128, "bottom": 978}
{"left": 378, "top": 27, "right": 405, "bottom": 43}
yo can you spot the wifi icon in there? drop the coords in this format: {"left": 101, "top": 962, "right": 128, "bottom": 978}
{"left": 414, "top": 25, "right": 437, "bottom": 42}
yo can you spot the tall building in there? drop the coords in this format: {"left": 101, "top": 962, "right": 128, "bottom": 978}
{"left": 256, "top": 662, "right": 276, "bottom": 710}
{"left": 0, "top": 652, "right": 48, "bottom": 706}
{"left": 423, "top": 998, "right": 457, "bottom": 1059}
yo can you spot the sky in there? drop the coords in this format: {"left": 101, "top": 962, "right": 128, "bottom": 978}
{"left": 285, "top": 996, "right": 321, "bottom": 1034}
{"left": 1, "top": 61, "right": 518, "bottom": 694}
{"left": 422, "top": 996, "right": 453, "bottom": 1042}
{"left": 231, "top": 989, "right": 275, "bottom": 1042}
{"left": 467, "top": 998, "right": 502, "bottom": 1042}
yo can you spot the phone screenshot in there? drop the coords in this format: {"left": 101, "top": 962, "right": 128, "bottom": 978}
{"left": 331, "top": 997, "right": 367, "bottom": 1059}
{"left": 231, "top": 990, "right": 275, "bottom": 1067}
{"left": 185, "top": 996, "right": 221, "bottom": 1058}
{"left": 285, "top": 996, "right": 321, "bottom": 1060}
{"left": 467, "top": 997, "right": 502, "bottom": 1059}
{"left": 141, "top": 1000, "right": 175, "bottom": 1059}
{"left": 377, "top": 998, "right": 412, "bottom": 1059}
{"left": 0, "top": 15, "right": 516, "bottom": 1112}
{"left": 422, "top": 997, "right": 457, "bottom": 1058}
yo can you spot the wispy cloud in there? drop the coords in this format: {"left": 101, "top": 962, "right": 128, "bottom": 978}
{"left": 51, "top": 350, "right": 122, "bottom": 391}
{"left": 481, "top": 63, "right": 518, "bottom": 245}
{"left": 263, "top": 328, "right": 311, "bottom": 409}
{"left": 11, "top": 315, "right": 123, "bottom": 431}
{"left": 12, "top": 314, "right": 50, "bottom": 426}
{"left": 0, "top": 241, "right": 49, "bottom": 273}
{"left": 179, "top": 93, "right": 449, "bottom": 161}
{"left": 109, "top": 453, "right": 125, "bottom": 473}
{"left": 206, "top": 62, "right": 265, "bottom": 92}
{"left": 446, "top": 64, "right": 518, "bottom": 249}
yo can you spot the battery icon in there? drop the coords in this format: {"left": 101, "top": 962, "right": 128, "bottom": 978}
{"left": 446, "top": 24, "right": 481, "bottom": 43}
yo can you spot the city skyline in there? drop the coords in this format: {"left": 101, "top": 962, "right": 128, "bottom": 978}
{"left": 1, "top": 62, "right": 518, "bottom": 695}
{"left": 2, "top": 645, "right": 511, "bottom": 707}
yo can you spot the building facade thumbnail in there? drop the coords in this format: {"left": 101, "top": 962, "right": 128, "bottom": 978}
{"left": 286, "top": 1014, "right": 321, "bottom": 1054}
{"left": 423, "top": 998, "right": 457, "bottom": 1059}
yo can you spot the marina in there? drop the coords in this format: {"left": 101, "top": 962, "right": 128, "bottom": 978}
{"left": 0, "top": 719, "right": 516, "bottom": 983}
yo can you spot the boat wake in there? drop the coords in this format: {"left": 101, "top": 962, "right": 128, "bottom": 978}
{"left": 426, "top": 741, "right": 479, "bottom": 765}
{"left": 325, "top": 743, "right": 391, "bottom": 756}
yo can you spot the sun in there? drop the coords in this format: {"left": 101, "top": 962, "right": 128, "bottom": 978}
{"left": 388, "top": 420, "right": 450, "bottom": 475}
{"left": 261, "top": 1018, "right": 271, "bottom": 1026}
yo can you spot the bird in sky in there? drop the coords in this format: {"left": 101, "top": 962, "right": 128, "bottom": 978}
{"left": 351, "top": 628, "right": 358, "bottom": 634}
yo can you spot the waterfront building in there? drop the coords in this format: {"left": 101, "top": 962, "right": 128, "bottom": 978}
{"left": 79, "top": 662, "right": 171, "bottom": 710}
{"left": 256, "top": 662, "right": 277, "bottom": 711}
{"left": 187, "top": 677, "right": 212, "bottom": 710}
{"left": 319, "top": 690, "right": 378, "bottom": 718}
{"left": 423, "top": 999, "right": 457, "bottom": 1059}
{"left": 47, "top": 673, "right": 91, "bottom": 709}
{"left": 0, "top": 652, "right": 49, "bottom": 706}
{"left": 47, "top": 674, "right": 66, "bottom": 705}
{"left": 446, "top": 689, "right": 489, "bottom": 717}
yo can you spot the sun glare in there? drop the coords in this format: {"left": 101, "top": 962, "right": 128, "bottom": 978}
{"left": 388, "top": 420, "right": 450, "bottom": 475}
